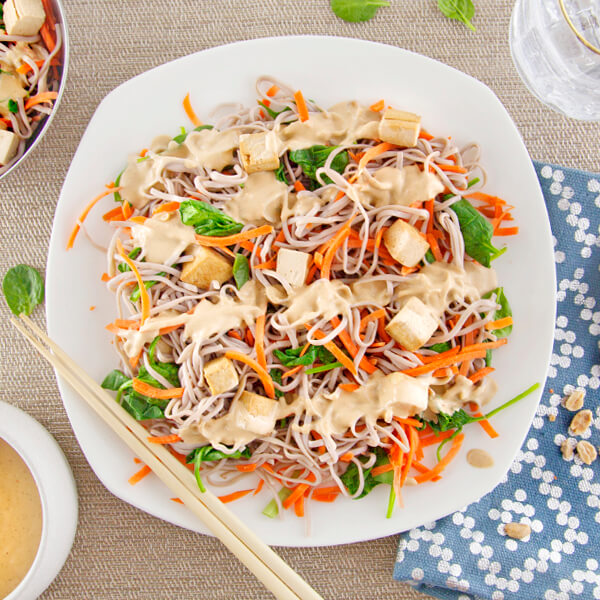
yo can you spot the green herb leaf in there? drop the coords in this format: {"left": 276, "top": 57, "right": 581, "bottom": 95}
{"left": 179, "top": 198, "right": 243, "bottom": 237}
{"left": 7, "top": 99, "right": 18, "bottom": 113}
{"left": 482, "top": 287, "right": 513, "bottom": 337}
{"left": 101, "top": 369, "right": 130, "bottom": 391}
{"left": 424, "top": 248, "right": 436, "bottom": 264}
{"left": 426, "top": 409, "right": 477, "bottom": 434}
{"left": 130, "top": 274, "right": 164, "bottom": 302}
{"left": 437, "top": 0, "right": 476, "bottom": 31}
{"left": 270, "top": 368, "right": 284, "bottom": 398}
{"left": 262, "top": 487, "right": 293, "bottom": 518}
{"left": 173, "top": 124, "right": 214, "bottom": 144}
{"left": 148, "top": 336, "right": 180, "bottom": 387}
{"left": 427, "top": 341, "right": 452, "bottom": 353}
{"left": 2, "top": 265, "right": 44, "bottom": 316}
{"left": 117, "top": 247, "right": 141, "bottom": 273}
{"left": 113, "top": 169, "right": 124, "bottom": 203}
{"left": 450, "top": 198, "right": 505, "bottom": 267}
{"left": 274, "top": 345, "right": 336, "bottom": 368}
{"left": 258, "top": 101, "right": 291, "bottom": 120}
{"left": 186, "top": 445, "right": 252, "bottom": 464}
{"left": 232, "top": 254, "right": 250, "bottom": 289}
{"left": 275, "top": 163, "right": 289, "bottom": 184}
{"left": 304, "top": 361, "right": 343, "bottom": 375}
{"left": 120, "top": 388, "right": 166, "bottom": 420}
{"left": 330, "top": 0, "right": 390, "bottom": 22}
{"left": 289, "top": 145, "right": 349, "bottom": 188}
{"left": 341, "top": 447, "right": 393, "bottom": 498}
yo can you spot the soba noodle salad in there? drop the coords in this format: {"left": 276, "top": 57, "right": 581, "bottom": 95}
{"left": 0, "top": 0, "right": 63, "bottom": 175}
{"left": 69, "top": 77, "right": 538, "bottom": 520}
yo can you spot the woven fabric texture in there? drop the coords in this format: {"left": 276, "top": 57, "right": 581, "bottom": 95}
{"left": 0, "top": 1, "right": 598, "bottom": 598}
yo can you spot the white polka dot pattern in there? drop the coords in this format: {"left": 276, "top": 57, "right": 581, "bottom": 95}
{"left": 394, "top": 162, "right": 600, "bottom": 599}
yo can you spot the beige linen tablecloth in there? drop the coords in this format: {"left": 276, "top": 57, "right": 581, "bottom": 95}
{"left": 1, "top": 1, "right": 598, "bottom": 598}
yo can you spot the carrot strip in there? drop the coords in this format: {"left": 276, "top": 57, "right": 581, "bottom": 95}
{"left": 147, "top": 434, "right": 182, "bottom": 444}
{"left": 321, "top": 213, "right": 357, "bottom": 279}
{"left": 171, "top": 497, "right": 184, "bottom": 504}
{"left": 462, "top": 338, "right": 508, "bottom": 353}
{"left": 116, "top": 239, "right": 151, "bottom": 324}
{"left": 132, "top": 379, "right": 184, "bottom": 399}
{"left": 419, "top": 129, "right": 434, "bottom": 141}
{"left": 485, "top": 316, "right": 513, "bottom": 331}
{"left": 103, "top": 206, "right": 124, "bottom": 221}
{"left": 339, "top": 452, "right": 354, "bottom": 462}
{"left": 282, "top": 473, "right": 316, "bottom": 509}
{"left": 369, "top": 99, "right": 385, "bottom": 112}
{"left": 358, "top": 142, "right": 396, "bottom": 171}
{"left": 152, "top": 201, "right": 180, "bottom": 215}
{"left": 330, "top": 317, "right": 377, "bottom": 374}
{"left": 266, "top": 85, "right": 279, "bottom": 97}
{"left": 306, "top": 325, "right": 357, "bottom": 376}
{"left": 294, "top": 90, "right": 309, "bottom": 122}
{"left": 359, "top": 309, "right": 386, "bottom": 331}
{"left": 253, "top": 259, "right": 277, "bottom": 270}
{"left": 494, "top": 227, "right": 519, "bottom": 236}
{"left": 401, "top": 426, "right": 419, "bottom": 486}
{"left": 195, "top": 225, "right": 273, "bottom": 247}
{"left": 421, "top": 346, "right": 460, "bottom": 363}
{"left": 253, "top": 479, "right": 265, "bottom": 495}
{"left": 338, "top": 383, "right": 359, "bottom": 392}
{"left": 312, "top": 492, "right": 339, "bottom": 503}
{"left": 67, "top": 187, "right": 120, "bottom": 249}
{"left": 159, "top": 324, "right": 183, "bottom": 335}
{"left": 224, "top": 351, "right": 275, "bottom": 398}
{"left": 294, "top": 494, "right": 305, "bottom": 517}
{"left": 469, "top": 366, "right": 495, "bottom": 383}
{"left": 218, "top": 489, "right": 253, "bottom": 503}
{"left": 294, "top": 180, "right": 306, "bottom": 192}
{"left": 437, "top": 164, "right": 468, "bottom": 174}
{"left": 129, "top": 350, "right": 142, "bottom": 368}
{"left": 228, "top": 330, "right": 243, "bottom": 341}
{"left": 129, "top": 216, "right": 147, "bottom": 224}
{"left": 245, "top": 328, "right": 254, "bottom": 346}
{"left": 394, "top": 417, "right": 422, "bottom": 428}
{"left": 183, "top": 92, "right": 201, "bottom": 127}
{"left": 255, "top": 314, "right": 267, "bottom": 370}
{"left": 24, "top": 91, "right": 57, "bottom": 111}
{"left": 282, "top": 365, "right": 304, "bottom": 379}
{"left": 427, "top": 233, "right": 443, "bottom": 261}
{"left": 419, "top": 429, "right": 458, "bottom": 448}
{"left": 371, "top": 463, "right": 394, "bottom": 477}
{"left": 128, "top": 465, "right": 151, "bottom": 485}
{"left": 415, "top": 433, "right": 465, "bottom": 483}
{"left": 402, "top": 350, "right": 487, "bottom": 376}
{"left": 235, "top": 463, "right": 259, "bottom": 472}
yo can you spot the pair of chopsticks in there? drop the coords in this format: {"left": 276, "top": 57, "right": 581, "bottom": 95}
{"left": 11, "top": 314, "right": 323, "bottom": 600}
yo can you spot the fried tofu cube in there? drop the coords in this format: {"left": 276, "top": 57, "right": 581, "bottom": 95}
{"left": 0, "top": 130, "right": 19, "bottom": 165}
{"left": 276, "top": 248, "right": 310, "bottom": 288}
{"left": 239, "top": 130, "right": 280, "bottom": 173}
{"left": 383, "top": 219, "right": 430, "bottom": 267}
{"left": 236, "top": 390, "right": 278, "bottom": 435}
{"left": 180, "top": 245, "right": 232, "bottom": 289}
{"left": 385, "top": 297, "right": 438, "bottom": 351}
{"left": 3, "top": 0, "right": 46, "bottom": 36}
{"left": 378, "top": 109, "right": 421, "bottom": 148}
{"left": 204, "top": 357, "right": 239, "bottom": 396}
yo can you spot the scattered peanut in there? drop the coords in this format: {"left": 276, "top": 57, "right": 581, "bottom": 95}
{"left": 564, "top": 390, "right": 585, "bottom": 411}
{"left": 504, "top": 522, "right": 531, "bottom": 540}
{"left": 576, "top": 440, "right": 597, "bottom": 465}
{"left": 548, "top": 414, "right": 556, "bottom": 422}
{"left": 569, "top": 409, "right": 593, "bottom": 436}
{"left": 560, "top": 439, "right": 574, "bottom": 460}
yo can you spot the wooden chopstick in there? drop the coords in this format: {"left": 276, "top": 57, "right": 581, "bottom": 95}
{"left": 12, "top": 315, "right": 323, "bottom": 600}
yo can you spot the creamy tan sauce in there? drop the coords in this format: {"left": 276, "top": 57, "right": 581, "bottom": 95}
{"left": 0, "top": 73, "right": 27, "bottom": 117}
{"left": 350, "top": 279, "right": 392, "bottom": 306}
{"left": 131, "top": 210, "right": 196, "bottom": 264}
{"left": 357, "top": 165, "right": 445, "bottom": 208}
{"left": 184, "top": 128, "right": 239, "bottom": 172}
{"left": 121, "top": 310, "right": 186, "bottom": 359}
{"left": 467, "top": 448, "right": 494, "bottom": 468}
{"left": 0, "top": 439, "right": 42, "bottom": 599}
{"left": 395, "top": 262, "right": 498, "bottom": 317}
{"left": 224, "top": 171, "right": 288, "bottom": 225}
{"left": 429, "top": 375, "right": 499, "bottom": 415}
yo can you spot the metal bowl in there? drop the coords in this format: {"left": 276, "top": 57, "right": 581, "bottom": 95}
{"left": 0, "top": 0, "right": 69, "bottom": 181}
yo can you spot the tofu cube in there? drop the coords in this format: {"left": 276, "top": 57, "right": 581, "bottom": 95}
{"left": 378, "top": 109, "right": 421, "bottom": 148}
{"left": 236, "top": 390, "right": 278, "bottom": 436}
{"left": 239, "top": 131, "right": 280, "bottom": 173}
{"left": 0, "top": 130, "right": 19, "bottom": 165}
{"left": 276, "top": 248, "right": 310, "bottom": 288}
{"left": 383, "top": 219, "right": 430, "bottom": 267}
{"left": 204, "top": 357, "right": 239, "bottom": 396}
{"left": 3, "top": 0, "right": 46, "bottom": 36}
{"left": 180, "top": 245, "right": 232, "bottom": 289}
{"left": 385, "top": 297, "right": 438, "bottom": 351}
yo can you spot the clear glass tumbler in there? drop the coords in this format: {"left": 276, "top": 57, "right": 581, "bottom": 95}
{"left": 510, "top": 0, "right": 600, "bottom": 121}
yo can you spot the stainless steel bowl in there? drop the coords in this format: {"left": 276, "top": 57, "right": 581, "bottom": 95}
{"left": 0, "top": 0, "right": 69, "bottom": 181}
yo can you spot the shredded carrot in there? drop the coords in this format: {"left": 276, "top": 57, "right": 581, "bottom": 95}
{"left": 245, "top": 327, "right": 254, "bottom": 346}
{"left": 282, "top": 365, "right": 304, "bottom": 379}
{"left": 132, "top": 379, "right": 184, "bottom": 399}
{"left": 401, "top": 426, "right": 419, "bottom": 486}
{"left": 40, "top": 23, "right": 55, "bottom": 52}
{"left": 313, "top": 251, "right": 324, "bottom": 269}
{"left": 358, "top": 142, "right": 396, "bottom": 171}
{"left": 195, "top": 225, "right": 273, "bottom": 247}
{"left": 437, "top": 164, "right": 468, "bottom": 174}
{"left": 218, "top": 489, "right": 253, "bottom": 503}
{"left": 238, "top": 240, "right": 255, "bottom": 252}
{"left": 228, "top": 330, "right": 243, "bottom": 341}
{"left": 253, "top": 259, "right": 277, "bottom": 270}
{"left": 312, "top": 491, "right": 340, "bottom": 502}
{"left": 255, "top": 314, "right": 267, "bottom": 370}
{"left": 427, "top": 232, "right": 444, "bottom": 261}
{"left": 159, "top": 324, "right": 183, "bottom": 335}
{"left": 469, "top": 366, "right": 495, "bottom": 383}
{"left": 224, "top": 351, "right": 275, "bottom": 398}
{"left": 133, "top": 457, "right": 142, "bottom": 464}
{"left": 294, "top": 494, "right": 305, "bottom": 517}
{"left": 369, "top": 99, "right": 385, "bottom": 112}
{"left": 433, "top": 366, "right": 457, "bottom": 377}
{"left": 67, "top": 187, "right": 120, "bottom": 249}
{"left": 420, "top": 346, "right": 460, "bottom": 363}
{"left": 419, "top": 429, "right": 459, "bottom": 448}
{"left": 16, "top": 59, "right": 45, "bottom": 75}
{"left": 129, "top": 216, "right": 147, "bottom": 224}
{"left": 128, "top": 465, "right": 151, "bottom": 485}
{"left": 236, "top": 463, "right": 259, "bottom": 472}
{"left": 129, "top": 350, "right": 142, "bottom": 368}
{"left": 371, "top": 463, "right": 394, "bottom": 477}
{"left": 330, "top": 317, "right": 377, "bottom": 374}
{"left": 415, "top": 433, "right": 465, "bottom": 483}
{"left": 152, "top": 201, "right": 180, "bottom": 215}
{"left": 494, "top": 227, "right": 519, "bottom": 236}
{"left": 253, "top": 479, "right": 265, "bottom": 495}
{"left": 359, "top": 308, "right": 386, "bottom": 331}
{"left": 462, "top": 338, "right": 508, "bottom": 353}
{"left": 338, "top": 383, "right": 360, "bottom": 392}
{"left": 24, "top": 91, "right": 58, "bottom": 111}
{"left": 116, "top": 239, "right": 151, "bottom": 324}
{"left": 306, "top": 325, "right": 357, "bottom": 376}
{"left": 260, "top": 98, "right": 271, "bottom": 108}
{"left": 89, "top": 305, "right": 96, "bottom": 311}
{"left": 394, "top": 417, "right": 422, "bottom": 428}
{"left": 282, "top": 473, "right": 316, "bottom": 509}
{"left": 294, "top": 180, "right": 306, "bottom": 192}
{"left": 171, "top": 497, "right": 184, "bottom": 504}
{"left": 293, "top": 90, "right": 309, "bottom": 122}
{"left": 321, "top": 213, "right": 357, "bottom": 279}
{"left": 103, "top": 206, "right": 125, "bottom": 221}
{"left": 266, "top": 84, "right": 279, "bottom": 97}
{"left": 183, "top": 92, "right": 201, "bottom": 127}
{"left": 485, "top": 316, "right": 513, "bottom": 331}
{"left": 147, "top": 434, "right": 182, "bottom": 444}
{"left": 419, "top": 129, "right": 434, "bottom": 141}
{"left": 402, "top": 349, "right": 487, "bottom": 376}
{"left": 339, "top": 452, "right": 354, "bottom": 462}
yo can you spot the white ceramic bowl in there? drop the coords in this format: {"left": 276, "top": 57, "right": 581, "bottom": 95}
{"left": 0, "top": 401, "right": 78, "bottom": 599}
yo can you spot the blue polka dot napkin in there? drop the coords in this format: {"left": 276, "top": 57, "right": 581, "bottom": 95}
{"left": 393, "top": 161, "right": 600, "bottom": 600}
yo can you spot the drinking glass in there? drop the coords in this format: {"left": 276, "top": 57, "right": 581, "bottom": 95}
{"left": 510, "top": 0, "right": 600, "bottom": 121}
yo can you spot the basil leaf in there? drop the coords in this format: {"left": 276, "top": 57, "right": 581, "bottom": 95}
{"left": 275, "top": 163, "right": 289, "bottom": 184}
{"left": 186, "top": 445, "right": 251, "bottom": 464}
{"left": 258, "top": 101, "right": 291, "bottom": 119}
{"left": 450, "top": 198, "right": 505, "bottom": 267}
{"left": 437, "top": 0, "right": 476, "bottom": 31}
{"left": 341, "top": 447, "right": 392, "bottom": 498}
{"left": 427, "top": 341, "right": 452, "bottom": 353}
{"left": 483, "top": 287, "right": 513, "bottom": 337}
{"left": 179, "top": 198, "right": 243, "bottom": 236}
{"left": 173, "top": 124, "right": 214, "bottom": 144}
{"left": 289, "top": 145, "right": 349, "bottom": 188}
{"left": 101, "top": 369, "right": 130, "bottom": 391}
{"left": 2, "top": 265, "right": 44, "bottom": 316}
{"left": 270, "top": 368, "right": 284, "bottom": 398}
{"left": 148, "top": 336, "right": 180, "bottom": 387}
{"left": 233, "top": 254, "right": 250, "bottom": 289}
{"left": 330, "top": 0, "right": 390, "bottom": 22}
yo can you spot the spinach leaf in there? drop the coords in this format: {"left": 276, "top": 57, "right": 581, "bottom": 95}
{"left": 101, "top": 369, "right": 130, "bottom": 391}
{"left": 275, "top": 163, "right": 289, "bottom": 184}
{"left": 289, "top": 145, "right": 349, "bottom": 188}
{"left": 330, "top": 0, "right": 390, "bottom": 22}
{"left": 2, "top": 265, "right": 44, "bottom": 316}
{"left": 483, "top": 287, "right": 513, "bottom": 337}
{"left": 341, "top": 447, "right": 393, "bottom": 498}
{"left": 186, "top": 445, "right": 251, "bottom": 464}
{"left": 437, "top": 0, "right": 476, "bottom": 31}
{"left": 7, "top": 99, "right": 18, "bottom": 113}
{"left": 179, "top": 198, "right": 243, "bottom": 236}
{"left": 148, "top": 336, "right": 180, "bottom": 387}
{"left": 270, "top": 368, "right": 284, "bottom": 398}
{"left": 304, "top": 361, "right": 343, "bottom": 374}
{"left": 450, "top": 198, "right": 506, "bottom": 267}
{"left": 173, "top": 124, "right": 214, "bottom": 144}
{"left": 232, "top": 254, "right": 250, "bottom": 289}
{"left": 427, "top": 341, "right": 452, "bottom": 353}
{"left": 274, "top": 345, "right": 336, "bottom": 368}
{"left": 120, "top": 388, "right": 165, "bottom": 420}
{"left": 258, "top": 101, "right": 291, "bottom": 119}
